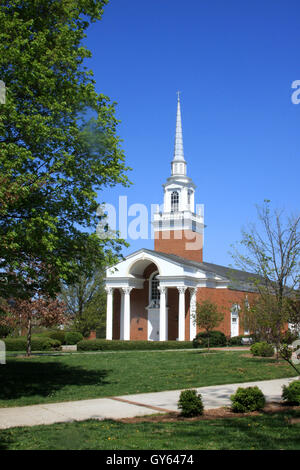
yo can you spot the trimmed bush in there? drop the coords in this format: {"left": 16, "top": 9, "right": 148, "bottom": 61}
{"left": 282, "top": 380, "right": 300, "bottom": 405}
{"left": 45, "top": 338, "right": 61, "bottom": 350}
{"left": 250, "top": 342, "right": 274, "bottom": 357}
{"left": 178, "top": 389, "right": 204, "bottom": 417}
{"left": 230, "top": 386, "right": 266, "bottom": 413}
{"left": 227, "top": 335, "right": 252, "bottom": 346}
{"left": 77, "top": 339, "right": 194, "bottom": 352}
{"left": 4, "top": 338, "right": 27, "bottom": 351}
{"left": 65, "top": 331, "right": 84, "bottom": 345}
{"left": 193, "top": 330, "right": 227, "bottom": 348}
{"left": 4, "top": 337, "right": 61, "bottom": 351}
{"left": 48, "top": 330, "right": 66, "bottom": 344}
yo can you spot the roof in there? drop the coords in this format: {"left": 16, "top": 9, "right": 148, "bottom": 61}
{"left": 126, "top": 248, "right": 260, "bottom": 293}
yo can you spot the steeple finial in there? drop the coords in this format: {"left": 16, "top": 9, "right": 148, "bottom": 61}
{"left": 173, "top": 92, "right": 185, "bottom": 162}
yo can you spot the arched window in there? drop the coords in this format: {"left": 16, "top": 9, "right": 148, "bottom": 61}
{"left": 149, "top": 272, "right": 160, "bottom": 307}
{"left": 171, "top": 191, "right": 179, "bottom": 212}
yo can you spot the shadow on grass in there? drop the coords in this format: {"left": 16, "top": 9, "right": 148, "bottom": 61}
{"left": 0, "top": 436, "right": 11, "bottom": 450}
{"left": 0, "top": 361, "right": 111, "bottom": 401}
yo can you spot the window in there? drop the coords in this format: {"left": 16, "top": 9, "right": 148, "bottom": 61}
{"left": 171, "top": 191, "right": 179, "bottom": 212}
{"left": 149, "top": 273, "right": 160, "bottom": 307}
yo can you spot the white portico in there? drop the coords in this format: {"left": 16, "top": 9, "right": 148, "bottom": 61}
{"left": 105, "top": 248, "right": 228, "bottom": 341}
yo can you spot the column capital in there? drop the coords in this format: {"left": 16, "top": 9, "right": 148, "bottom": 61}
{"left": 177, "top": 286, "right": 187, "bottom": 294}
{"left": 122, "top": 286, "right": 133, "bottom": 295}
{"left": 105, "top": 286, "right": 113, "bottom": 295}
{"left": 189, "top": 287, "right": 197, "bottom": 295}
{"left": 158, "top": 285, "right": 167, "bottom": 295}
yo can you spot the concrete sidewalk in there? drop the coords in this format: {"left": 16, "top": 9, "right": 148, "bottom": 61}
{"left": 0, "top": 377, "right": 298, "bottom": 429}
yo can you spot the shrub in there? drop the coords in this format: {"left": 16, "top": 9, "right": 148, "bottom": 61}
{"left": 282, "top": 381, "right": 300, "bottom": 405}
{"left": 4, "top": 337, "right": 61, "bottom": 351}
{"left": 48, "top": 330, "right": 66, "bottom": 344}
{"left": 193, "top": 330, "right": 227, "bottom": 348}
{"left": 227, "top": 335, "right": 252, "bottom": 346}
{"left": 77, "top": 339, "right": 194, "bottom": 351}
{"left": 178, "top": 389, "right": 204, "bottom": 417}
{"left": 250, "top": 341, "right": 274, "bottom": 357}
{"left": 4, "top": 338, "right": 27, "bottom": 351}
{"left": 44, "top": 338, "right": 61, "bottom": 350}
{"left": 65, "top": 331, "right": 84, "bottom": 345}
{"left": 230, "top": 386, "right": 266, "bottom": 413}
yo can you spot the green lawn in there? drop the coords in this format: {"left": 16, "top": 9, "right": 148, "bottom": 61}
{"left": 0, "top": 350, "right": 297, "bottom": 408}
{"left": 1, "top": 410, "right": 300, "bottom": 450}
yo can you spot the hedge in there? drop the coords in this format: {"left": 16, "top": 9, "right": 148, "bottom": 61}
{"left": 4, "top": 337, "right": 61, "bottom": 351}
{"left": 193, "top": 331, "right": 227, "bottom": 348}
{"left": 77, "top": 340, "right": 194, "bottom": 351}
{"left": 65, "top": 331, "right": 83, "bottom": 345}
{"left": 227, "top": 335, "right": 252, "bottom": 346}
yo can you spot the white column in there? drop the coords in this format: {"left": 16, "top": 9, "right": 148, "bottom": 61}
{"left": 119, "top": 288, "right": 125, "bottom": 340}
{"left": 122, "top": 287, "right": 132, "bottom": 341}
{"left": 189, "top": 288, "right": 197, "bottom": 340}
{"left": 158, "top": 286, "right": 168, "bottom": 341}
{"left": 178, "top": 287, "right": 187, "bottom": 341}
{"left": 105, "top": 287, "right": 114, "bottom": 340}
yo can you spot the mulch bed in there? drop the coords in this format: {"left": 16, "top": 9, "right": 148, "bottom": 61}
{"left": 117, "top": 403, "right": 299, "bottom": 424}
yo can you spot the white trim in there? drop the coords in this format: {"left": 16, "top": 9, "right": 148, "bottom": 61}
{"left": 148, "top": 270, "right": 159, "bottom": 307}
{"left": 178, "top": 286, "right": 187, "bottom": 341}
{"left": 231, "top": 304, "right": 240, "bottom": 338}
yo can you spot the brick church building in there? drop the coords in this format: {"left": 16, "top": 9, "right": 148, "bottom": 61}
{"left": 105, "top": 95, "right": 258, "bottom": 341}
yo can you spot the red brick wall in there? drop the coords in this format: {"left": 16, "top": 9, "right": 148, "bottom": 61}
{"left": 154, "top": 229, "right": 203, "bottom": 262}
{"left": 195, "top": 288, "right": 258, "bottom": 337}
{"left": 112, "top": 263, "right": 258, "bottom": 341}
{"left": 166, "top": 288, "right": 178, "bottom": 340}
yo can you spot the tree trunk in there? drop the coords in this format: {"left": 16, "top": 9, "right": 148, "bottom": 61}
{"left": 26, "top": 318, "right": 32, "bottom": 357}
{"left": 207, "top": 333, "right": 210, "bottom": 353}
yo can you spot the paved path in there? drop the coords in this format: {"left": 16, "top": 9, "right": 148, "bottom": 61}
{"left": 0, "top": 377, "right": 298, "bottom": 429}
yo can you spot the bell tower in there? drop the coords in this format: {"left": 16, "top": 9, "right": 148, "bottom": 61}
{"left": 153, "top": 93, "right": 204, "bottom": 263}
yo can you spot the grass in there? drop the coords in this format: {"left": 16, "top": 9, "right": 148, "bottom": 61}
{"left": 0, "top": 350, "right": 297, "bottom": 408}
{"left": 1, "top": 410, "right": 300, "bottom": 450}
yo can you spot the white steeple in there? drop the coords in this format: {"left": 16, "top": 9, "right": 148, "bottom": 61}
{"left": 152, "top": 93, "right": 204, "bottom": 256}
{"left": 172, "top": 92, "right": 187, "bottom": 176}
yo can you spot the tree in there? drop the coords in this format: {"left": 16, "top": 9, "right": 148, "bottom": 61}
{"left": 59, "top": 262, "right": 106, "bottom": 337}
{"left": 195, "top": 300, "right": 224, "bottom": 352}
{"left": 231, "top": 201, "right": 300, "bottom": 358}
{"left": 0, "top": 0, "right": 130, "bottom": 300}
{"left": 0, "top": 296, "right": 67, "bottom": 356}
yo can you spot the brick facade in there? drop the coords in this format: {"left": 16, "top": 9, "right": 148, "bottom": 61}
{"left": 112, "top": 263, "right": 257, "bottom": 341}
{"left": 154, "top": 229, "right": 203, "bottom": 263}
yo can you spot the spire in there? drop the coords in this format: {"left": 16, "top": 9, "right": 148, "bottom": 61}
{"left": 173, "top": 91, "right": 185, "bottom": 162}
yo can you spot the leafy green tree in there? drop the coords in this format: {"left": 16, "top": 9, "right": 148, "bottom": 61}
{"left": 0, "top": 0, "right": 129, "bottom": 300}
{"left": 195, "top": 300, "right": 224, "bottom": 352}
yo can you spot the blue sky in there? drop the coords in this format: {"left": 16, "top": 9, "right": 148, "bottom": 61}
{"left": 83, "top": 0, "right": 300, "bottom": 266}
